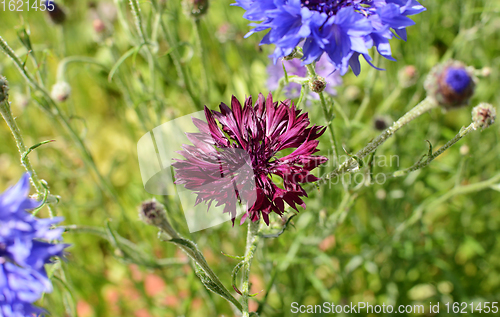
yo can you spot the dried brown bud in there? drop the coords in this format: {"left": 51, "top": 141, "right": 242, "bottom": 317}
{"left": 139, "top": 199, "right": 167, "bottom": 226}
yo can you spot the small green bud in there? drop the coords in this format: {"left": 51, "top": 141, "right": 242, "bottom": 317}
{"left": 472, "top": 103, "right": 496, "bottom": 129}
{"left": 183, "top": 0, "right": 209, "bottom": 19}
{"left": 139, "top": 199, "right": 167, "bottom": 226}
{"left": 309, "top": 76, "right": 326, "bottom": 93}
{"left": 0, "top": 76, "right": 9, "bottom": 103}
{"left": 50, "top": 82, "right": 71, "bottom": 102}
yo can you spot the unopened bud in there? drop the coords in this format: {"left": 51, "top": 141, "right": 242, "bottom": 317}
{"left": 472, "top": 103, "right": 496, "bottom": 129}
{"left": 398, "top": 65, "right": 418, "bottom": 87}
{"left": 50, "top": 82, "right": 71, "bottom": 102}
{"left": 309, "top": 76, "right": 326, "bottom": 93}
{"left": 183, "top": 0, "right": 209, "bottom": 19}
{"left": 0, "top": 76, "right": 9, "bottom": 103}
{"left": 480, "top": 67, "right": 491, "bottom": 78}
{"left": 424, "top": 60, "right": 476, "bottom": 109}
{"left": 45, "top": 1, "right": 66, "bottom": 25}
{"left": 139, "top": 199, "right": 167, "bottom": 226}
{"left": 93, "top": 19, "right": 106, "bottom": 33}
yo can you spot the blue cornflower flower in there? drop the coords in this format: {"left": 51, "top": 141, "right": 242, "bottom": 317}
{"left": 233, "top": 0, "right": 426, "bottom": 75}
{"left": 0, "top": 174, "right": 67, "bottom": 317}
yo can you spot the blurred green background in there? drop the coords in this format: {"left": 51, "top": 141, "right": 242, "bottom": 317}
{"left": 1, "top": 0, "right": 500, "bottom": 316}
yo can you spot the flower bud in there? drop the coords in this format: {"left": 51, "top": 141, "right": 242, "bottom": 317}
{"left": 50, "top": 82, "right": 71, "bottom": 102}
{"left": 472, "top": 103, "right": 496, "bottom": 129}
{"left": 45, "top": 1, "right": 66, "bottom": 25}
{"left": 139, "top": 199, "right": 167, "bottom": 227}
{"left": 183, "top": 0, "right": 209, "bottom": 19}
{"left": 0, "top": 76, "right": 9, "bottom": 103}
{"left": 398, "top": 65, "right": 418, "bottom": 88}
{"left": 424, "top": 60, "right": 476, "bottom": 109}
{"left": 93, "top": 19, "right": 106, "bottom": 33}
{"left": 309, "top": 76, "right": 326, "bottom": 93}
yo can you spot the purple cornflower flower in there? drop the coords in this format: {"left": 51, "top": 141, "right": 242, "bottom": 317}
{"left": 233, "top": 0, "right": 426, "bottom": 75}
{"left": 267, "top": 55, "right": 343, "bottom": 99}
{"left": 172, "top": 93, "right": 328, "bottom": 225}
{"left": 0, "top": 174, "right": 67, "bottom": 317}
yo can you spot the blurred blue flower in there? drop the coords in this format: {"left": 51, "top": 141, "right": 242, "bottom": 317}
{"left": 233, "top": 0, "right": 426, "bottom": 75}
{"left": 267, "top": 55, "right": 342, "bottom": 99}
{"left": 0, "top": 174, "right": 67, "bottom": 317}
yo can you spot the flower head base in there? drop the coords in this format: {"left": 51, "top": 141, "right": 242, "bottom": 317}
{"left": 172, "top": 93, "right": 327, "bottom": 225}
{"left": 425, "top": 60, "right": 477, "bottom": 109}
{"left": 267, "top": 55, "right": 342, "bottom": 99}
{"left": 0, "top": 174, "right": 67, "bottom": 316}
{"left": 472, "top": 103, "right": 496, "bottom": 129}
{"left": 233, "top": 0, "right": 426, "bottom": 75}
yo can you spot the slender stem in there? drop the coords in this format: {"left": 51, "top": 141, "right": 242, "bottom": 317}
{"left": 241, "top": 220, "right": 260, "bottom": 317}
{"left": 305, "top": 63, "right": 338, "bottom": 161}
{"left": 56, "top": 56, "right": 109, "bottom": 82}
{"left": 0, "top": 85, "right": 55, "bottom": 217}
{"left": 376, "top": 85, "right": 402, "bottom": 114}
{"left": 0, "top": 36, "right": 125, "bottom": 212}
{"left": 193, "top": 18, "right": 210, "bottom": 104}
{"left": 152, "top": 0, "right": 201, "bottom": 108}
{"left": 154, "top": 215, "right": 243, "bottom": 312}
{"left": 319, "top": 96, "right": 438, "bottom": 184}
{"left": 389, "top": 122, "right": 477, "bottom": 178}
{"left": 353, "top": 57, "right": 380, "bottom": 122}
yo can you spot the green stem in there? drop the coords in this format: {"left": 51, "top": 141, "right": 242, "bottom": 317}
{"left": 193, "top": 18, "right": 210, "bottom": 104}
{"left": 0, "top": 36, "right": 125, "bottom": 213}
{"left": 376, "top": 85, "right": 402, "bottom": 114}
{"left": 154, "top": 214, "right": 243, "bottom": 312}
{"left": 390, "top": 122, "right": 477, "bottom": 178}
{"left": 56, "top": 56, "right": 109, "bottom": 82}
{"left": 353, "top": 56, "right": 380, "bottom": 122}
{"left": 152, "top": 0, "right": 201, "bottom": 109}
{"left": 0, "top": 92, "right": 55, "bottom": 217}
{"left": 305, "top": 63, "right": 338, "bottom": 161}
{"left": 319, "top": 96, "right": 438, "bottom": 184}
{"left": 241, "top": 220, "right": 260, "bottom": 317}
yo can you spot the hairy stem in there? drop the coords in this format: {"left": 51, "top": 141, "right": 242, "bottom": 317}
{"left": 0, "top": 92, "right": 55, "bottom": 217}
{"left": 390, "top": 122, "right": 477, "bottom": 178}
{"left": 0, "top": 36, "right": 124, "bottom": 212}
{"left": 241, "top": 220, "right": 260, "bottom": 317}
{"left": 305, "top": 63, "right": 339, "bottom": 161}
{"left": 319, "top": 96, "right": 438, "bottom": 184}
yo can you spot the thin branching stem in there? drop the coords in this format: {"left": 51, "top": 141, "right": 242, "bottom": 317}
{"left": 241, "top": 220, "right": 260, "bottom": 317}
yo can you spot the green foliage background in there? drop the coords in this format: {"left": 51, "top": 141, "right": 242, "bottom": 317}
{"left": 0, "top": 0, "right": 499, "bottom": 316}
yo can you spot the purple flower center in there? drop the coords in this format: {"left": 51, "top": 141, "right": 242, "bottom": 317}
{"left": 445, "top": 68, "right": 471, "bottom": 93}
{"left": 300, "top": 0, "right": 374, "bottom": 16}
